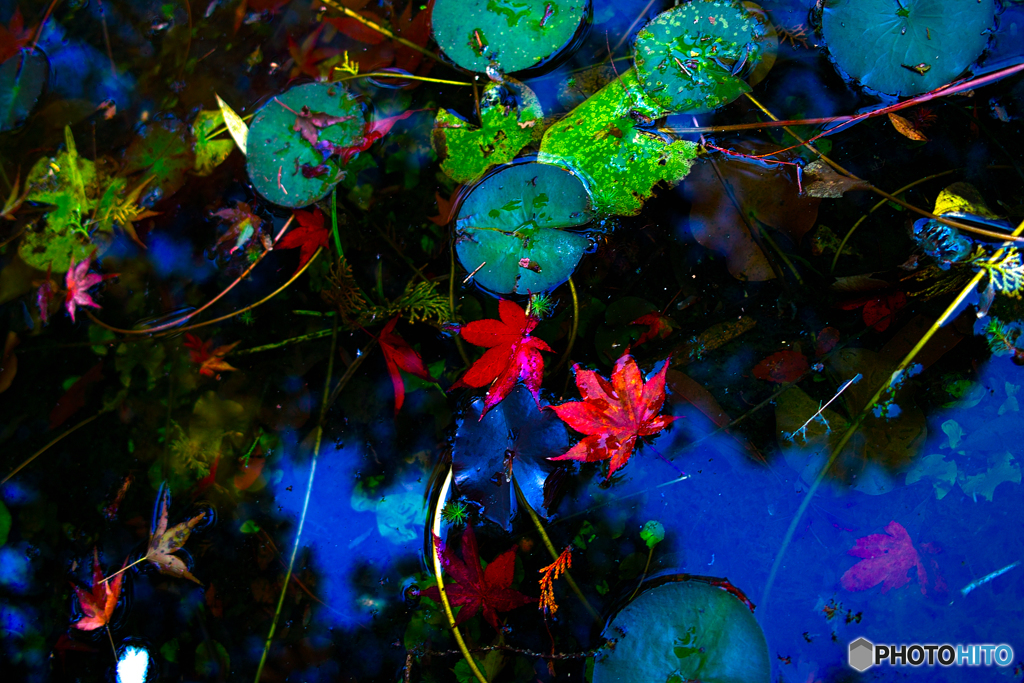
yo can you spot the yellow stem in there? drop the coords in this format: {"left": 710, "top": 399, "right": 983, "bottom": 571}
{"left": 1, "top": 413, "right": 102, "bottom": 485}
{"left": 318, "top": 0, "right": 440, "bottom": 64}
{"left": 335, "top": 71, "right": 472, "bottom": 86}
{"left": 628, "top": 546, "right": 654, "bottom": 602}
{"left": 102, "top": 555, "right": 147, "bottom": 583}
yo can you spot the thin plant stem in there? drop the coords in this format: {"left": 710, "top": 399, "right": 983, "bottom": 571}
{"left": 761, "top": 216, "right": 1024, "bottom": 611}
{"left": 553, "top": 277, "right": 579, "bottom": 372}
{"left": 331, "top": 188, "right": 342, "bottom": 258}
{"left": 628, "top": 545, "right": 655, "bottom": 602}
{"left": 254, "top": 317, "right": 339, "bottom": 683}
{"left": 450, "top": 240, "right": 470, "bottom": 367}
{"left": 102, "top": 556, "right": 147, "bottom": 583}
{"left": 511, "top": 474, "right": 600, "bottom": 622}
{"left": 1, "top": 412, "right": 102, "bottom": 485}
{"left": 431, "top": 466, "right": 489, "bottom": 683}
{"left": 231, "top": 328, "right": 335, "bottom": 356}
{"left": 317, "top": 0, "right": 441, "bottom": 64}
{"left": 326, "top": 338, "right": 376, "bottom": 410}
{"left": 335, "top": 71, "right": 472, "bottom": 86}
{"left": 614, "top": 0, "right": 659, "bottom": 51}
{"left": 30, "top": 0, "right": 61, "bottom": 51}
{"left": 105, "top": 625, "right": 117, "bottom": 662}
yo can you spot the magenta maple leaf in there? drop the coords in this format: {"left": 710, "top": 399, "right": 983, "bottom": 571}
{"left": 840, "top": 521, "right": 930, "bottom": 594}
{"left": 65, "top": 254, "right": 118, "bottom": 323}
{"left": 421, "top": 525, "right": 533, "bottom": 630}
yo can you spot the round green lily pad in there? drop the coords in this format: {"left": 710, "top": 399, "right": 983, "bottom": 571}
{"left": 594, "top": 579, "right": 770, "bottom": 683}
{"left": 455, "top": 162, "right": 593, "bottom": 295}
{"left": 246, "top": 82, "right": 366, "bottom": 208}
{"left": 0, "top": 49, "right": 48, "bottom": 131}
{"left": 821, "top": 0, "right": 996, "bottom": 97}
{"left": 432, "top": 0, "right": 588, "bottom": 74}
{"left": 633, "top": 0, "right": 773, "bottom": 114}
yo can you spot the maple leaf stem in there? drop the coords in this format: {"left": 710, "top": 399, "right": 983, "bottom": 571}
{"left": 552, "top": 277, "right": 578, "bottom": 373}
{"left": 763, "top": 217, "right": 1024, "bottom": 612}
{"left": 431, "top": 466, "right": 490, "bottom": 683}
{"left": 101, "top": 556, "right": 146, "bottom": 583}
{"left": 104, "top": 624, "right": 117, "bottom": 662}
{"left": 511, "top": 474, "right": 600, "bottom": 623}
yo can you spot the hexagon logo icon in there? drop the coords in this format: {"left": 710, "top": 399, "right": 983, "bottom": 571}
{"left": 849, "top": 637, "right": 874, "bottom": 672}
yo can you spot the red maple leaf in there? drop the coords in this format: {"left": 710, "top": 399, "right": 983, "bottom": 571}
{"left": 325, "top": 0, "right": 435, "bottom": 76}
{"left": 183, "top": 334, "right": 239, "bottom": 377}
{"left": 278, "top": 208, "right": 329, "bottom": 275}
{"left": 752, "top": 349, "right": 809, "bottom": 383}
{"left": 0, "top": 9, "right": 35, "bottom": 64}
{"left": 421, "top": 525, "right": 533, "bottom": 630}
{"left": 840, "top": 521, "right": 931, "bottom": 595}
{"left": 453, "top": 299, "right": 553, "bottom": 419}
{"left": 320, "top": 109, "right": 421, "bottom": 164}
{"left": 379, "top": 317, "right": 434, "bottom": 414}
{"left": 630, "top": 312, "right": 676, "bottom": 348}
{"left": 837, "top": 292, "right": 906, "bottom": 332}
{"left": 65, "top": 253, "right": 118, "bottom": 323}
{"left": 71, "top": 549, "right": 126, "bottom": 631}
{"left": 428, "top": 186, "right": 461, "bottom": 227}
{"left": 548, "top": 353, "right": 677, "bottom": 478}
{"left": 286, "top": 24, "right": 339, "bottom": 79}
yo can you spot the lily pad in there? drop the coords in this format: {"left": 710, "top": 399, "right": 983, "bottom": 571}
{"left": 0, "top": 48, "right": 48, "bottom": 131}
{"left": 432, "top": 0, "right": 588, "bottom": 74}
{"left": 454, "top": 161, "right": 593, "bottom": 295}
{"left": 633, "top": 0, "right": 774, "bottom": 113}
{"left": 821, "top": 0, "right": 996, "bottom": 97}
{"left": 539, "top": 68, "right": 698, "bottom": 216}
{"left": 433, "top": 79, "right": 543, "bottom": 184}
{"left": 246, "top": 82, "right": 366, "bottom": 208}
{"left": 452, "top": 384, "right": 569, "bottom": 531}
{"left": 122, "top": 118, "right": 196, "bottom": 204}
{"left": 593, "top": 579, "right": 770, "bottom": 683}
{"left": 192, "top": 110, "right": 236, "bottom": 177}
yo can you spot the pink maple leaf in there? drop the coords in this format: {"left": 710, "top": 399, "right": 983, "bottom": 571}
{"left": 65, "top": 254, "right": 118, "bottom": 323}
{"left": 840, "top": 521, "right": 930, "bottom": 595}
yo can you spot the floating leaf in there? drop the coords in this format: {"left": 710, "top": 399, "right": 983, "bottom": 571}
{"left": 0, "top": 48, "right": 48, "bottom": 131}
{"left": 192, "top": 110, "right": 236, "bottom": 176}
{"left": 803, "top": 160, "right": 869, "bottom": 199}
{"left": 957, "top": 451, "right": 1020, "bottom": 502}
{"left": 122, "top": 118, "right": 196, "bottom": 203}
{"left": 71, "top": 549, "right": 126, "bottom": 631}
{"left": 821, "top": 0, "right": 996, "bottom": 97}
{"left": 431, "top": 0, "right": 588, "bottom": 73}
{"left": 215, "top": 94, "right": 248, "bottom": 155}
{"left": 633, "top": 0, "right": 775, "bottom": 113}
{"left": 752, "top": 349, "right": 808, "bottom": 383}
{"left": 433, "top": 79, "right": 542, "bottom": 184}
{"left": 888, "top": 112, "right": 927, "bottom": 141}
{"left": 905, "top": 453, "right": 957, "bottom": 499}
{"left": 246, "top": 82, "right": 365, "bottom": 208}
{"left": 540, "top": 68, "right": 698, "bottom": 216}
{"left": 841, "top": 521, "right": 931, "bottom": 594}
{"left": 593, "top": 579, "right": 770, "bottom": 683}
{"left": 454, "top": 162, "right": 593, "bottom": 294}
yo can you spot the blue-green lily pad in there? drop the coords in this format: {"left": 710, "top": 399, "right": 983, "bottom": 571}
{"left": 0, "top": 49, "right": 48, "bottom": 131}
{"left": 821, "top": 0, "right": 996, "bottom": 97}
{"left": 432, "top": 0, "right": 588, "bottom": 73}
{"left": 455, "top": 162, "right": 593, "bottom": 295}
{"left": 246, "top": 82, "right": 366, "bottom": 208}
{"left": 633, "top": 0, "right": 774, "bottom": 114}
{"left": 594, "top": 579, "right": 770, "bottom": 683}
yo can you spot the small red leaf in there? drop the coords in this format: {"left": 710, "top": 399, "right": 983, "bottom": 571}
{"left": 379, "top": 317, "right": 434, "bottom": 414}
{"left": 278, "top": 208, "right": 329, "bottom": 275}
{"left": 630, "top": 312, "right": 676, "bottom": 348}
{"left": 752, "top": 350, "right": 809, "bottom": 383}
{"left": 814, "top": 326, "right": 840, "bottom": 357}
{"left": 841, "top": 521, "right": 930, "bottom": 595}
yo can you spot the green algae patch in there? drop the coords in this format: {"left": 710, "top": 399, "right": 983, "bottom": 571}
{"left": 433, "top": 79, "right": 543, "bottom": 184}
{"left": 432, "top": 0, "right": 588, "bottom": 73}
{"left": 633, "top": 0, "right": 774, "bottom": 114}
{"left": 455, "top": 162, "right": 593, "bottom": 295}
{"left": 539, "top": 68, "right": 698, "bottom": 216}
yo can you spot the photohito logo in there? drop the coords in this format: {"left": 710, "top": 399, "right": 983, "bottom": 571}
{"left": 848, "top": 638, "right": 1014, "bottom": 671}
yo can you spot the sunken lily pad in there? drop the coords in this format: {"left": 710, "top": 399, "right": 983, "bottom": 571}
{"left": 432, "top": 0, "right": 588, "bottom": 74}
{"left": 821, "top": 0, "right": 996, "bottom": 97}
{"left": 594, "top": 579, "right": 770, "bottom": 683}
{"left": 539, "top": 68, "right": 698, "bottom": 216}
{"left": 246, "top": 82, "right": 366, "bottom": 209}
{"left": 455, "top": 161, "right": 593, "bottom": 295}
{"left": 123, "top": 118, "right": 196, "bottom": 204}
{"left": 0, "top": 49, "right": 48, "bottom": 131}
{"left": 452, "top": 385, "right": 569, "bottom": 531}
{"left": 433, "top": 79, "right": 543, "bottom": 184}
{"left": 633, "top": 0, "right": 774, "bottom": 114}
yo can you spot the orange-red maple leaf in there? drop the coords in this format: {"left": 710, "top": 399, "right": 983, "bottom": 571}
{"left": 548, "top": 353, "right": 677, "bottom": 478}
{"left": 278, "top": 208, "right": 329, "bottom": 276}
{"left": 183, "top": 334, "right": 239, "bottom": 377}
{"left": 71, "top": 549, "right": 125, "bottom": 631}
{"left": 421, "top": 525, "right": 533, "bottom": 630}
{"left": 630, "top": 312, "right": 676, "bottom": 348}
{"left": 453, "top": 299, "right": 553, "bottom": 419}
{"left": 379, "top": 316, "right": 434, "bottom": 414}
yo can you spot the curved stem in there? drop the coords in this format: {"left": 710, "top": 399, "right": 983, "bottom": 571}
{"left": 254, "top": 317, "right": 338, "bottom": 683}
{"left": 553, "top": 277, "right": 579, "bottom": 372}
{"left": 761, "top": 217, "right": 1024, "bottom": 611}
{"left": 1, "top": 412, "right": 102, "bottom": 485}
{"left": 449, "top": 239, "right": 470, "bottom": 367}
{"left": 628, "top": 545, "right": 654, "bottom": 602}
{"left": 431, "top": 466, "right": 489, "bottom": 683}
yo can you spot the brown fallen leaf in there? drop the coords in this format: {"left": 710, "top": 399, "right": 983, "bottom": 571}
{"left": 145, "top": 485, "right": 206, "bottom": 584}
{"left": 888, "top": 112, "right": 928, "bottom": 141}
{"left": 803, "top": 160, "right": 870, "bottom": 199}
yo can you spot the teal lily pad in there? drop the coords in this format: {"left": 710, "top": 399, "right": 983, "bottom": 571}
{"left": 246, "top": 82, "right": 366, "bottom": 208}
{"left": 433, "top": 79, "right": 543, "bottom": 183}
{"left": 633, "top": 0, "right": 773, "bottom": 114}
{"left": 539, "top": 68, "right": 698, "bottom": 216}
{"left": 594, "top": 579, "right": 770, "bottom": 683}
{"left": 455, "top": 162, "right": 593, "bottom": 295}
{"left": 0, "top": 49, "right": 48, "bottom": 131}
{"left": 432, "top": 0, "right": 588, "bottom": 73}
{"left": 821, "top": 0, "right": 996, "bottom": 97}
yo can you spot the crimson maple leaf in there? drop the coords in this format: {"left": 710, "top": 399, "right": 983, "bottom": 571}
{"left": 379, "top": 317, "right": 434, "bottom": 414}
{"left": 421, "top": 525, "right": 533, "bottom": 630}
{"left": 278, "top": 208, "right": 329, "bottom": 275}
{"left": 841, "top": 521, "right": 933, "bottom": 595}
{"left": 318, "top": 109, "right": 421, "bottom": 164}
{"left": 65, "top": 253, "right": 118, "bottom": 323}
{"left": 71, "top": 549, "right": 126, "bottom": 631}
{"left": 183, "top": 334, "right": 239, "bottom": 377}
{"left": 630, "top": 312, "right": 676, "bottom": 348}
{"left": 453, "top": 299, "right": 553, "bottom": 419}
{"left": 548, "top": 353, "right": 677, "bottom": 478}
{"left": 837, "top": 291, "right": 907, "bottom": 332}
